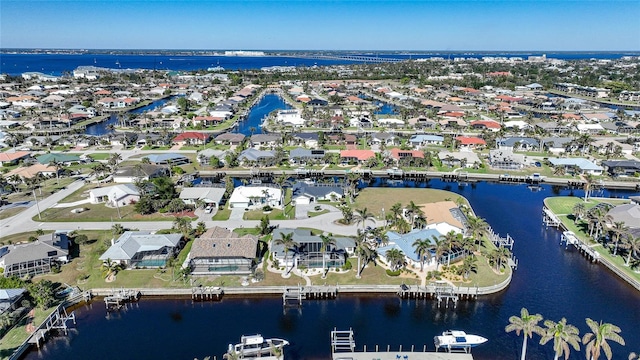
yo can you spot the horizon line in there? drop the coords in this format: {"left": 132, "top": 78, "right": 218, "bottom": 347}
{"left": 2, "top": 48, "right": 640, "bottom": 53}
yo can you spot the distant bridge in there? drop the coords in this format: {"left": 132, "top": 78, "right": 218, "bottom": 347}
{"left": 294, "top": 54, "right": 406, "bottom": 63}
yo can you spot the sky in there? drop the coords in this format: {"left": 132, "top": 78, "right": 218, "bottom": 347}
{"left": 1, "top": 0, "right": 639, "bottom": 51}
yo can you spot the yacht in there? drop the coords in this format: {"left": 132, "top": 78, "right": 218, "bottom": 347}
{"left": 227, "top": 334, "right": 289, "bottom": 359}
{"left": 434, "top": 330, "right": 487, "bottom": 350}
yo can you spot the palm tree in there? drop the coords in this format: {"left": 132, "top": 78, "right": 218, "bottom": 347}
{"left": 572, "top": 202, "right": 586, "bottom": 223}
{"left": 442, "top": 230, "right": 462, "bottom": 266}
{"left": 354, "top": 230, "right": 374, "bottom": 278}
{"left": 583, "top": 173, "right": 595, "bottom": 202}
{"left": 274, "top": 232, "right": 298, "bottom": 275}
{"left": 172, "top": 216, "right": 192, "bottom": 237}
{"left": 505, "top": 308, "right": 544, "bottom": 360}
{"left": 609, "top": 221, "right": 628, "bottom": 256}
{"left": 466, "top": 216, "right": 488, "bottom": 252}
{"left": 431, "top": 235, "right": 447, "bottom": 271}
{"left": 111, "top": 223, "right": 125, "bottom": 237}
{"left": 101, "top": 258, "right": 124, "bottom": 279}
{"left": 539, "top": 318, "right": 581, "bottom": 360}
{"left": 384, "top": 248, "right": 405, "bottom": 271}
{"left": 582, "top": 318, "right": 625, "bottom": 360}
{"left": 354, "top": 207, "right": 375, "bottom": 231}
{"left": 412, "top": 238, "right": 433, "bottom": 271}
{"left": 319, "top": 234, "right": 336, "bottom": 275}
{"left": 622, "top": 235, "right": 640, "bottom": 266}
{"left": 459, "top": 255, "right": 478, "bottom": 280}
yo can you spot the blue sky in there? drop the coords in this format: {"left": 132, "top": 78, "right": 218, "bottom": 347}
{"left": 1, "top": 0, "right": 639, "bottom": 51}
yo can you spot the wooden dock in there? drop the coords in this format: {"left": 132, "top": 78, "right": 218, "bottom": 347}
{"left": 283, "top": 285, "right": 338, "bottom": 306}
{"left": 397, "top": 282, "right": 478, "bottom": 308}
{"left": 27, "top": 304, "right": 77, "bottom": 349}
{"left": 104, "top": 288, "right": 141, "bottom": 310}
{"left": 331, "top": 328, "right": 473, "bottom": 360}
{"left": 192, "top": 286, "right": 223, "bottom": 301}
{"left": 561, "top": 231, "right": 600, "bottom": 263}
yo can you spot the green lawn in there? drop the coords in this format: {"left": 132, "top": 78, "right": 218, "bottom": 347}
{"left": 86, "top": 153, "right": 111, "bottom": 161}
{"left": 244, "top": 209, "right": 287, "bottom": 220}
{"left": 0, "top": 207, "right": 25, "bottom": 220}
{"left": 545, "top": 197, "right": 628, "bottom": 215}
{"left": 36, "top": 203, "right": 189, "bottom": 222}
{"left": 0, "top": 306, "right": 55, "bottom": 358}
{"left": 353, "top": 188, "right": 464, "bottom": 218}
{"left": 212, "top": 208, "right": 231, "bottom": 220}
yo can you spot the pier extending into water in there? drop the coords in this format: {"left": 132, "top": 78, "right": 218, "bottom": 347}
{"left": 104, "top": 288, "right": 141, "bottom": 310}
{"left": 330, "top": 328, "right": 474, "bottom": 360}
{"left": 542, "top": 202, "right": 640, "bottom": 291}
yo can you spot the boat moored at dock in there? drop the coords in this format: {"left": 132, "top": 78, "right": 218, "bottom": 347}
{"left": 434, "top": 331, "right": 487, "bottom": 352}
{"left": 227, "top": 334, "right": 289, "bottom": 359}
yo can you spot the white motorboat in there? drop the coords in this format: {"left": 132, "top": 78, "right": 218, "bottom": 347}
{"left": 434, "top": 330, "right": 488, "bottom": 350}
{"left": 227, "top": 334, "right": 289, "bottom": 359}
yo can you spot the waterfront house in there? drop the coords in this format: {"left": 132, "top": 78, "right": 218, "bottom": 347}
{"left": 438, "top": 150, "right": 481, "bottom": 168}
{"left": 99, "top": 231, "right": 183, "bottom": 268}
{"left": 143, "top": 153, "right": 190, "bottom": 166}
{"left": 271, "top": 228, "right": 353, "bottom": 270}
{"left": 228, "top": 186, "right": 282, "bottom": 209}
{"left": 197, "top": 148, "right": 229, "bottom": 166}
{"left": 238, "top": 148, "right": 276, "bottom": 167}
{"left": 89, "top": 184, "right": 140, "bottom": 207}
{"left": 0, "top": 231, "right": 70, "bottom": 278}
{"left": 276, "top": 109, "right": 305, "bottom": 127}
{"left": 289, "top": 148, "right": 325, "bottom": 165}
{"left": 601, "top": 160, "right": 640, "bottom": 177}
{"left": 339, "top": 149, "right": 375, "bottom": 165}
{"left": 489, "top": 149, "right": 527, "bottom": 170}
{"left": 606, "top": 204, "right": 640, "bottom": 229}
{"left": 189, "top": 227, "right": 259, "bottom": 275}
{"left": 389, "top": 148, "right": 425, "bottom": 166}
{"left": 291, "top": 182, "right": 344, "bottom": 204}
{"left": 113, "top": 164, "right": 168, "bottom": 183}
{"left": 376, "top": 228, "right": 441, "bottom": 269}
{"left": 179, "top": 187, "right": 226, "bottom": 208}
{"left": 547, "top": 157, "right": 603, "bottom": 175}
{"left": 0, "top": 289, "right": 26, "bottom": 315}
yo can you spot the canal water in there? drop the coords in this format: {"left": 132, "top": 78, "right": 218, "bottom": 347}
{"left": 24, "top": 181, "right": 640, "bottom": 360}
{"left": 236, "top": 93, "right": 292, "bottom": 136}
{"left": 84, "top": 97, "right": 176, "bottom": 136}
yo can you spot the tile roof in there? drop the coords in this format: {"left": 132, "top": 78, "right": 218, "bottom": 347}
{"left": 190, "top": 227, "right": 258, "bottom": 259}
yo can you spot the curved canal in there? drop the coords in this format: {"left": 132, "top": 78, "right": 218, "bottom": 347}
{"left": 24, "top": 181, "right": 640, "bottom": 360}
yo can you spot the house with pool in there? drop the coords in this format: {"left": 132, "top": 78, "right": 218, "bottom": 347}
{"left": 99, "top": 231, "right": 183, "bottom": 268}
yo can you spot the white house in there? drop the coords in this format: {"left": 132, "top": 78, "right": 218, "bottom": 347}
{"left": 228, "top": 186, "right": 282, "bottom": 209}
{"left": 179, "top": 187, "right": 226, "bottom": 207}
{"left": 276, "top": 109, "right": 305, "bottom": 127}
{"left": 89, "top": 184, "right": 140, "bottom": 207}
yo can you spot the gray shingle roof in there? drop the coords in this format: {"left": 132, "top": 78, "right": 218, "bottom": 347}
{"left": 99, "top": 232, "right": 182, "bottom": 261}
{"left": 190, "top": 226, "right": 258, "bottom": 259}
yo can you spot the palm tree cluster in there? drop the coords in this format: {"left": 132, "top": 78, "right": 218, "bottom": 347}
{"left": 506, "top": 307, "right": 628, "bottom": 360}
{"left": 576, "top": 203, "right": 640, "bottom": 270}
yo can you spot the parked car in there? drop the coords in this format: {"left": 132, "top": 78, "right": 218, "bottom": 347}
{"left": 204, "top": 206, "right": 213, "bottom": 214}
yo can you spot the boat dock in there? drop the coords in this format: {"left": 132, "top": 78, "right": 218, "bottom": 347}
{"left": 561, "top": 231, "right": 600, "bottom": 262}
{"left": 104, "top": 288, "right": 141, "bottom": 310}
{"left": 331, "top": 329, "right": 473, "bottom": 360}
{"left": 192, "top": 286, "right": 223, "bottom": 301}
{"left": 283, "top": 285, "right": 338, "bottom": 306}
{"left": 397, "top": 282, "right": 477, "bottom": 308}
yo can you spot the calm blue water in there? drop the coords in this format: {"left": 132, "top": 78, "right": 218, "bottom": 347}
{"left": 375, "top": 101, "right": 398, "bottom": 115}
{"left": 236, "top": 93, "right": 291, "bottom": 136}
{"left": 2, "top": 52, "right": 639, "bottom": 76}
{"left": 84, "top": 96, "right": 176, "bottom": 136}
{"left": 25, "top": 181, "right": 640, "bottom": 360}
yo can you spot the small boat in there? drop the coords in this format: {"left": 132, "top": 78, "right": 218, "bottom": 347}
{"left": 434, "top": 330, "right": 487, "bottom": 350}
{"left": 227, "top": 334, "right": 289, "bottom": 359}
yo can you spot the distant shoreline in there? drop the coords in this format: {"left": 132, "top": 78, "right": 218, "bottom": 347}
{"left": 2, "top": 48, "right": 640, "bottom": 56}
